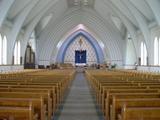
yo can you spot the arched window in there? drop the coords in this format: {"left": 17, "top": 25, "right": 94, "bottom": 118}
{"left": 141, "top": 42, "right": 144, "bottom": 65}
{"left": 154, "top": 37, "right": 160, "bottom": 65}
{"left": 0, "top": 34, "right": 2, "bottom": 64}
{"left": 14, "top": 40, "right": 21, "bottom": 64}
{"left": 159, "top": 37, "right": 160, "bottom": 65}
{"left": 0, "top": 34, "right": 7, "bottom": 65}
{"left": 141, "top": 41, "right": 147, "bottom": 65}
{"left": 154, "top": 37, "right": 159, "bottom": 65}
{"left": 3, "top": 36, "right": 7, "bottom": 65}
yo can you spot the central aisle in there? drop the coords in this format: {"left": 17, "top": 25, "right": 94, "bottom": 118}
{"left": 55, "top": 71, "right": 103, "bottom": 120}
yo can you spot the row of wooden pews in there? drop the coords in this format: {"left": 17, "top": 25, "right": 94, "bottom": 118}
{"left": 86, "top": 69, "right": 160, "bottom": 120}
{"left": 0, "top": 69, "right": 75, "bottom": 120}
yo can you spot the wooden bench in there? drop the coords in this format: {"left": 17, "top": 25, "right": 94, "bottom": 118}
{"left": 99, "top": 85, "right": 146, "bottom": 105}
{"left": 105, "top": 92, "right": 160, "bottom": 120}
{"left": 111, "top": 98, "right": 160, "bottom": 120}
{"left": 119, "top": 106, "right": 160, "bottom": 120}
{"left": 0, "top": 103, "right": 36, "bottom": 120}
{"left": 0, "top": 82, "right": 60, "bottom": 109}
{"left": 0, "top": 91, "right": 52, "bottom": 120}
{"left": 85, "top": 69, "right": 160, "bottom": 120}
{"left": 0, "top": 97, "right": 45, "bottom": 120}
{"left": 0, "top": 69, "right": 75, "bottom": 120}
{"left": 102, "top": 89, "right": 158, "bottom": 114}
{"left": 0, "top": 87, "right": 56, "bottom": 115}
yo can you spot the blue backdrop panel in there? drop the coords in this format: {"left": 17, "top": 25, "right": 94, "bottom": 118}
{"left": 75, "top": 50, "right": 87, "bottom": 63}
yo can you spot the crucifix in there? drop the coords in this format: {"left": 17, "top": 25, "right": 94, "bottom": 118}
{"left": 79, "top": 54, "right": 82, "bottom": 60}
{"left": 79, "top": 50, "right": 83, "bottom": 60}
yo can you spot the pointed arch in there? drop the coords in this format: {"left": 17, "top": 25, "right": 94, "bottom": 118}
{"left": 56, "top": 30, "right": 104, "bottom": 64}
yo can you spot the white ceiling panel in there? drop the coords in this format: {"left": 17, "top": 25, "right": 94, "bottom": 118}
{"left": 129, "top": 0, "right": 155, "bottom": 22}
{"left": 67, "top": 0, "right": 95, "bottom": 7}
{"left": 7, "top": 0, "right": 32, "bottom": 20}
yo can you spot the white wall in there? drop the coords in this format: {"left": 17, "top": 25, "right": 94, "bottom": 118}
{"left": 125, "top": 37, "right": 136, "bottom": 65}
{"left": 122, "top": 65, "right": 160, "bottom": 73}
{"left": 137, "top": 66, "right": 160, "bottom": 72}
{"left": 0, "top": 65, "right": 24, "bottom": 72}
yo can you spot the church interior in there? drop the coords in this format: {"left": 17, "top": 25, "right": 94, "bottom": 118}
{"left": 1, "top": 0, "right": 160, "bottom": 120}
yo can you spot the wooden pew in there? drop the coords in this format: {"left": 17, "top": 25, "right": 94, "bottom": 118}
{"left": 0, "top": 87, "right": 56, "bottom": 116}
{"left": 0, "top": 97, "right": 45, "bottom": 120}
{"left": 0, "top": 103, "right": 36, "bottom": 120}
{"left": 111, "top": 98, "right": 160, "bottom": 120}
{"left": 119, "top": 106, "right": 160, "bottom": 120}
{"left": 0, "top": 84, "right": 57, "bottom": 111}
{"left": 0, "top": 79, "right": 68, "bottom": 111}
{"left": 0, "top": 82, "right": 60, "bottom": 109}
{"left": 99, "top": 85, "right": 146, "bottom": 105}
{"left": 0, "top": 92, "right": 52, "bottom": 120}
{"left": 105, "top": 92, "right": 160, "bottom": 120}
{"left": 104, "top": 89, "right": 159, "bottom": 119}
{"left": 103, "top": 89, "right": 158, "bottom": 114}
{"left": 0, "top": 69, "right": 74, "bottom": 120}
{"left": 86, "top": 69, "right": 160, "bottom": 120}
{"left": 0, "top": 76, "right": 69, "bottom": 105}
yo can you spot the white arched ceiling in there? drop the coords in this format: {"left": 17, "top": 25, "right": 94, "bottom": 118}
{"left": 37, "top": 7, "right": 124, "bottom": 65}
{"left": 0, "top": 0, "right": 14, "bottom": 28}
{"left": 121, "top": 0, "right": 150, "bottom": 40}
{"left": 7, "top": 0, "right": 32, "bottom": 20}
{"left": 146, "top": 0, "right": 160, "bottom": 25}
{"left": 129, "top": 0, "right": 155, "bottom": 22}
{"left": 96, "top": 0, "right": 138, "bottom": 58}
{"left": 0, "top": 0, "right": 160, "bottom": 65}
{"left": 22, "top": 0, "right": 55, "bottom": 27}
{"left": 109, "top": 0, "right": 139, "bottom": 28}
